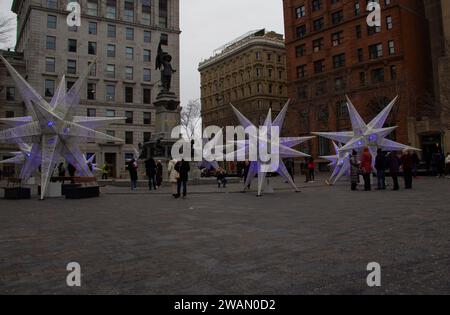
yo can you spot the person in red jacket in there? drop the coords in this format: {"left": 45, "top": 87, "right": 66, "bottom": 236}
{"left": 360, "top": 147, "right": 373, "bottom": 191}
{"left": 307, "top": 157, "right": 316, "bottom": 182}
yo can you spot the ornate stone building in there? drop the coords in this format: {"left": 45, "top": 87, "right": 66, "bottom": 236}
{"left": 199, "top": 29, "right": 288, "bottom": 129}
{"left": 1, "top": 0, "right": 180, "bottom": 178}
{"left": 283, "top": 0, "right": 432, "bottom": 166}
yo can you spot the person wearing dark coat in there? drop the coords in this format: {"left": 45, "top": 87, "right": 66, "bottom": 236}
{"left": 388, "top": 152, "right": 400, "bottom": 191}
{"left": 145, "top": 158, "right": 157, "bottom": 190}
{"left": 127, "top": 158, "right": 138, "bottom": 190}
{"left": 401, "top": 150, "right": 413, "bottom": 189}
{"left": 375, "top": 149, "right": 387, "bottom": 190}
{"left": 350, "top": 150, "right": 360, "bottom": 191}
{"left": 175, "top": 159, "right": 190, "bottom": 198}
{"left": 242, "top": 159, "right": 251, "bottom": 191}
{"left": 156, "top": 160, "right": 163, "bottom": 187}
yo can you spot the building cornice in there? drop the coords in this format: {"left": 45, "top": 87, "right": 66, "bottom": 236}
{"left": 198, "top": 37, "right": 285, "bottom": 71}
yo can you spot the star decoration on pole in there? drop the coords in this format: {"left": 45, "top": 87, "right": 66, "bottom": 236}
{"left": 313, "top": 95, "right": 419, "bottom": 168}
{"left": 0, "top": 56, "right": 125, "bottom": 199}
{"left": 320, "top": 141, "right": 351, "bottom": 185}
{"left": 228, "top": 101, "right": 314, "bottom": 196}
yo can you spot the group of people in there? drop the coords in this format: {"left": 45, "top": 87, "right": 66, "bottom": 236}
{"left": 167, "top": 159, "right": 190, "bottom": 199}
{"left": 350, "top": 148, "right": 418, "bottom": 192}
{"left": 429, "top": 151, "right": 450, "bottom": 178}
{"left": 126, "top": 158, "right": 164, "bottom": 191}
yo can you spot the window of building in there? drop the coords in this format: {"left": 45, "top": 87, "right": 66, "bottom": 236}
{"left": 143, "top": 68, "right": 151, "bottom": 82}
{"left": 87, "top": 108, "right": 96, "bottom": 117}
{"left": 368, "top": 24, "right": 381, "bottom": 35}
{"left": 125, "top": 66, "right": 134, "bottom": 80}
{"left": 143, "top": 112, "right": 151, "bottom": 125}
{"left": 67, "top": 59, "right": 77, "bottom": 74}
{"left": 106, "top": 85, "right": 115, "bottom": 101}
{"left": 106, "top": 0, "right": 117, "bottom": 19}
{"left": 107, "top": 44, "right": 116, "bottom": 57}
{"left": 388, "top": 40, "right": 395, "bottom": 55}
{"left": 87, "top": 0, "right": 98, "bottom": 16}
{"left": 369, "top": 43, "right": 383, "bottom": 59}
{"left": 159, "top": 0, "right": 168, "bottom": 28}
{"left": 386, "top": 16, "right": 393, "bottom": 30}
{"left": 295, "top": 5, "right": 306, "bottom": 18}
{"left": 142, "top": 0, "right": 151, "bottom": 25}
{"left": 66, "top": 81, "right": 75, "bottom": 91}
{"left": 331, "top": 10, "right": 343, "bottom": 25}
{"left": 45, "top": 57, "right": 55, "bottom": 72}
{"left": 331, "top": 31, "right": 343, "bottom": 46}
{"left": 126, "top": 47, "right": 134, "bottom": 60}
{"left": 315, "top": 81, "right": 327, "bottom": 96}
{"left": 125, "top": 131, "right": 133, "bottom": 144}
{"left": 46, "top": 36, "right": 56, "bottom": 50}
{"left": 356, "top": 25, "right": 362, "bottom": 39}
{"left": 125, "top": 87, "right": 134, "bottom": 103}
{"left": 124, "top": 0, "right": 135, "bottom": 22}
{"left": 87, "top": 83, "right": 96, "bottom": 100}
{"left": 45, "top": 79, "right": 55, "bottom": 97}
{"left": 314, "top": 59, "right": 324, "bottom": 73}
{"left": 390, "top": 65, "right": 397, "bottom": 80}
{"left": 143, "top": 88, "right": 151, "bottom": 104}
{"left": 5, "top": 111, "right": 14, "bottom": 118}
{"left": 88, "top": 62, "right": 96, "bottom": 76}
{"left": 6, "top": 87, "right": 15, "bottom": 101}
{"left": 47, "top": 15, "right": 57, "bottom": 28}
{"left": 335, "top": 77, "right": 345, "bottom": 91}
{"left": 354, "top": 2, "right": 361, "bottom": 16}
{"left": 313, "top": 18, "right": 324, "bottom": 31}
{"left": 143, "top": 49, "right": 151, "bottom": 62}
{"left": 359, "top": 71, "right": 366, "bottom": 85}
{"left": 144, "top": 132, "right": 152, "bottom": 143}
{"left": 357, "top": 48, "right": 364, "bottom": 62}
{"left": 318, "top": 136, "right": 330, "bottom": 155}
{"left": 312, "top": 0, "right": 322, "bottom": 11}
{"left": 106, "top": 109, "right": 116, "bottom": 117}
{"left": 297, "top": 65, "right": 306, "bottom": 78}
{"left": 125, "top": 111, "right": 133, "bottom": 124}
{"left": 68, "top": 39, "right": 77, "bottom": 52}
{"left": 107, "top": 24, "right": 116, "bottom": 38}
{"left": 126, "top": 28, "right": 134, "bottom": 40}
{"left": 88, "top": 41, "right": 97, "bottom": 55}
{"left": 313, "top": 38, "right": 323, "bottom": 52}
{"left": 88, "top": 22, "right": 97, "bottom": 35}
{"left": 296, "top": 25, "right": 306, "bottom": 38}
{"left": 371, "top": 68, "right": 385, "bottom": 83}
{"left": 47, "top": 0, "right": 57, "bottom": 9}
{"left": 144, "top": 31, "right": 152, "bottom": 43}
{"left": 106, "top": 64, "right": 115, "bottom": 78}
{"left": 161, "top": 33, "right": 168, "bottom": 45}
{"left": 295, "top": 44, "right": 305, "bottom": 57}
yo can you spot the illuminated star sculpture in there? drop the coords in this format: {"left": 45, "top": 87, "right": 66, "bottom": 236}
{"left": 229, "top": 101, "right": 314, "bottom": 196}
{"left": 313, "top": 96, "right": 418, "bottom": 167}
{"left": 320, "top": 141, "right": 351, "bottom": 185}
{"left": 0, "top": 56, "right": 124, "bottom": 199}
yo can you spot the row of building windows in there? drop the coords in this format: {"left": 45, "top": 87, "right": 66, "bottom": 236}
{"left": 44, "top": 57, "right": 152, "bottom": 83}
{"left": 43, "top": 80, "right": 153, "bottom": 105}
{"left": 296, "top": 65, "right": 398, "bottom": 99}
{"left": 295, "top": 0, "right": 392, "bottom": 19}
{"left": 86, "top": 108, "right": 152, "bottom": 125}
{"left": 296, "top": 41, "right": 396, "bottom": 78}
{"left": 296, "top": 14, "right": 392, "bottom": 40}
{"left": 46, "top": 0, "right": 168, "bottom": 28}
{"left": 101, "top": 130, "right": 152, "bottom": 145}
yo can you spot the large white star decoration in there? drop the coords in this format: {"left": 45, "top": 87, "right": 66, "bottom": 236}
{"left": 313, "top": 95, "right": 419, "bottom": 168}
{"left": 228, "top": 101, "right": 314, "bottom": 196}
{"left": 0, "top": 56, "right": 125, "bottom": 199}
{"left": 320, "top": 141, "right": 350, "bottom": 185}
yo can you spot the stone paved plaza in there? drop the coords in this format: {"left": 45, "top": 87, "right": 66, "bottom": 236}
{"left": 0, "top": 175, "right": 449, "bottom": 295}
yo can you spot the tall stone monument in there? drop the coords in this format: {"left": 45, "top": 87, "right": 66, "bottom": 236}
{"left": 143, "top": 39, "right": 181, "bottom": 162}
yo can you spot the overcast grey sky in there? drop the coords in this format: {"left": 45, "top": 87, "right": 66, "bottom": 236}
{"left": 0, "top": 0, "right": 285, "bottom": 106}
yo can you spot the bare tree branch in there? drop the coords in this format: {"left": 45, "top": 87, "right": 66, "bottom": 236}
{"left": 180, "top": 99, "right": 202, "bottom": 141}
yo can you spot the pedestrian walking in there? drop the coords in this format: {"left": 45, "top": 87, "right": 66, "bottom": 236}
{"left": 375, "top": 149, "right": 387, "bottom": 190}
{"left": 401, "top": 150, "right": 413, "bottom": 189}
{"left": 388, "top": 151, "right": 401, "bottom": 191}
{"left": 175, "top": 159, "right": 190, "bottom": 199}
{"left": 412, "top": 151, "right": 420, "bottom": 178}
{"left": 167, "top": 159, "right": 179, "bottom": 198}
{"left": 437, "top": 151, "right": 446, "bottom": 178}
{"left": 285, "top": 158, "right": 295, "bottom": 182}
{"left": 156, "top": 160, "right": 163, "bottom": 187}
{"left": 101, "top": 164, "right": 109, "bottom": 180}
{"left": 127, "top": 158, "right": 138, "bottom": 190}
{"left": 350, "top": 150, "right": 360, "bottom": 191}
{"left": 145, "top": 158, "right": 157, "bottom": 190}
{"left": 242, "top": 159, "right": 251, "bottom": 191}
{"left": 217, "top": 168, "right": 228, "bottom": 188}
{"left": 360, "top": 147, "right": 373, "bottom": 191}
{"left": 307, "top": 157, "right": 316, "bottom": 182}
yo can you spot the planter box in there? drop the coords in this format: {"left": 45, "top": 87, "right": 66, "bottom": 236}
{"left": 2, "top": 187, "right": 31, "bottom": 200}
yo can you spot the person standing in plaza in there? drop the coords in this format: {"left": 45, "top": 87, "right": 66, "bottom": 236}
{"left": 167, "top": 159, "right": 179, "bottom": 198}
{"left": 145, "top": 158, "right": 157, "bottom": 190}
{"left": 307, "top": 157, "right": 316, "bottom": 183}
{"left": 175, "top": 159, "right": 190, "bottom": 199}
{"left": 242, "top": 159, "right": 251, "bottom": 191}
{"left": 156, "top": 160, "right": 163, "bottom": 187}
{"left": 101, "top": 164, "right": 109, "bottom": 180}
{"left": 437, "top": 151, "right": 446, "bottom": 178}
{"left": 350, "top": 150, "right": 360, "bottom": 191}
{"left": 216, "top": 168, "right": 228, "bottom": 188}
{"left": 401, "top": 150, "right": 413, "bottom": 189}
{"left": 127, "top": 158, "right": 138, "bottom": 190}
{"left": 58, "top": 162, "right": 66, "bottom": 178}
{"left": 411, "top": 151, "right": 420, "bottom": 178}
{"left": 375, "top": 149, "right": 387, "bottom": 190}
{"left": 360, "top": 147, "right": 373, "bottom": 191}
{"left": 388, "top": 151, "right": 401, "bottom": 191}
{"left": 285, "top": 158, "right": 295, "bottom": 182}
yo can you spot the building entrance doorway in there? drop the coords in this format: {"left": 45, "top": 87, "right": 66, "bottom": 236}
{"left": 421, "top": 133, "right": 442, "bottom": 170}
{"left": 104, "top": 153, "right": 117, "bottom": 178}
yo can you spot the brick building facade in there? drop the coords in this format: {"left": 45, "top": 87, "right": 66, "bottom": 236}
{"left": 283, "top": 0, "right": 432, "bottom": 165}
